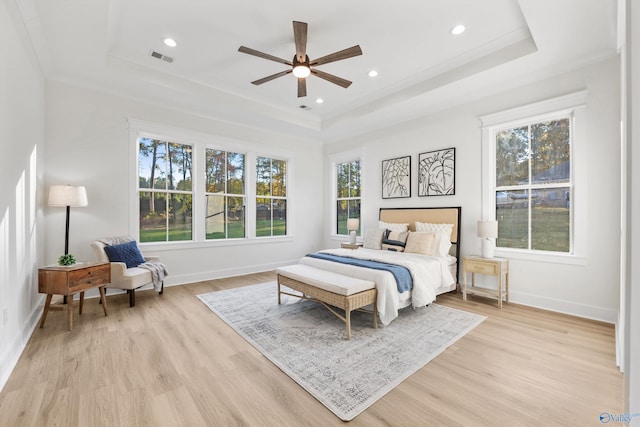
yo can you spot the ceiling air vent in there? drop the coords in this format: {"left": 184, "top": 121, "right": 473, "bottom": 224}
{"left": 149, "top": 50, "right": 174, "bottom": 63}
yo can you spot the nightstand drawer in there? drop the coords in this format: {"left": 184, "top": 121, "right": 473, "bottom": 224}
{"left": 69, "top": 265, "right": 110, "bottom": 292}
{"left": 465, "top": 261, "right": 498, "bottom": 275}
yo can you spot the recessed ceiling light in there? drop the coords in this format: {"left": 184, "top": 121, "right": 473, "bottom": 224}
{"left": 368, "top": 70, "right": 378, "bottom": 78}
{"left": 163, "top": 38, "right": 177, "bottom": 47}
{"left": 315, "top": 98, "right": 324, "bottom": 104}
{"left": 450, "top": 25, "right": 466, "bottom": 35}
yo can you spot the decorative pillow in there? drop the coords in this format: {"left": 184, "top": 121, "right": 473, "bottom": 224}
{"left": 103, "top": 240, "right": 145, "bottom": 268}
{"left": 381, "top": 229, "right": 408, "bottom": 252}
{"left": 404, "top": 232, "right": 436, "bottom": 255}
{"left": 415, "top": 222, "right": 454, "bottom": 257}
{"left": 363, "top": 228, "right": 385, "bottom": 250}
{"left": 378, "top": 220, "right": 409, "bottom": 233}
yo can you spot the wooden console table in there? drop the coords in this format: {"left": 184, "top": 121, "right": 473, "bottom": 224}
{"left": 38, "top": 262, "right": 110, "bottom": 330}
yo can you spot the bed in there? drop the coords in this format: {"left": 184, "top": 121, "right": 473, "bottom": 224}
{"left": 284, "top": 207, "right": 461, "bottom": 327}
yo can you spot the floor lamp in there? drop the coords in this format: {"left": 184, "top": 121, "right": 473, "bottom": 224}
{"left": 48, "top": 185, "right": 88, "bottom": 254}
{"left": 48, "top": 185, "right": 88, "bottom": 302}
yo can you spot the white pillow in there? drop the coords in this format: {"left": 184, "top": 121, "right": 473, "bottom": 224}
{"left": 404, "top": 232, "right": 435, "bottom": 255}
{"left": 415, "top": 222, "right": 454, "bottom": 257}
{"left": 363, "top": 228, "right": 385, "bottom": 250}
{"left": 378, "top": 220, "right": 409, "bottom": 232}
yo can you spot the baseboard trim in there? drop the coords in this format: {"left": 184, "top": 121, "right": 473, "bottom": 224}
{"left": 509, "top": 290, "right": 618, "bottom": 324}
{"left": 0, "top": 296, "right": 45, "bottom": 393}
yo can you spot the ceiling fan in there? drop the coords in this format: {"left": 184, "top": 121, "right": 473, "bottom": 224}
{"left": 238, "top": 21, "right": 363, "bottom": 98}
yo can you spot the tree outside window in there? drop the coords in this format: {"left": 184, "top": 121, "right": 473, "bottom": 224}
{"left": 495, "top": 117, "right": 571, "bottom": 252}
{"left": 138, "top": 137, "right": 193, "bottom": 242}
{"left": 336, "top": 160, "right": 361, "bottom": 235}
{"left": 205, "top": 149, "right": 246, "bottom": 239}
{"left": 256, "top": 157, "right": 287, "bottom": 237}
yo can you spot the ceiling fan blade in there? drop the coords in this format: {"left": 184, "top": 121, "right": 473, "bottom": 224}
{"left": 297, "top": 78, "right": 307, "bottom": 98}
{"left": 310, "top": 45, "right": 362, "bottom": 66}
{"left": 251, "top": 70, "right": 292, "bottom": 85}
{"left": 311, "top": 69, "right": 352, "bottom": 88}
{"left": 238, "top": 46, "right": 293, "bottom": 66}
{"left": 293, "top": 21, "right": 308, "bottom": 63}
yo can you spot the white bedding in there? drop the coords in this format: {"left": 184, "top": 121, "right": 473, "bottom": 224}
{"left": 299, "top": 248, "right": 455, "bottom": 326}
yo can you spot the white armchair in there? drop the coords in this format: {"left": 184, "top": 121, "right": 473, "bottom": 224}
{"left": 91, "top": 237, "right": 164, "bottom": 307}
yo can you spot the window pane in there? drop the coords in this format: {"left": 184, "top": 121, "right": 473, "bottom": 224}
{"left": 206, "top": 149, "right": 226, "bottom": 193}
{"left": 256, "top": 197, "right": 271, "bottom": 237}
{"left": 349, "top": 161, "right": 361, "bottom": 197}
{"left": 272, "top": 159, "right": 286, "bottom": 197}
{"left": 227, "top": 152, "right": 245, "bottom": 195}
{"left": 336, "top": 199, "right": 361, "bottom": 236}
{"left": 168, "top": 193, "right": 192, "bottom": 241}
{"left": 337, "top": 163, "right": 349, "bottom": 198}
{"left": 168, "top": 143, "right": 192, "bottom": 191}
{"left": 496, "top": 126, "right": 529, "bottom": 186}
{"left": 138, "top": 138, "right": 167, "bottom": 190}
{"left": 531, "top": 119, "right": 570, "bottom": 184}
{"left": 256, "top": 157, "right": 271, "bottom": 196}
{"left": 531, "top": 187, "right": 570, "bottom": 252}
{"left": 139, "top": 191, "right": 167, "bottom": 242}
{"left": 496, "top": 190, "right": 528, "bottom": 249}
{"left": 272, "top": 199, "right": 286, "bottom": 236}
{"left": 205, "top": 194, "right": 226, "bottom": 239}
{"left": 228, "top": 196, "right": 245, "bottom": 238}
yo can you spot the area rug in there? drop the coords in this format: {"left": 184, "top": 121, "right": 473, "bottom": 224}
{"left": 197, "top": 282, "right": 485, "bottom": 421}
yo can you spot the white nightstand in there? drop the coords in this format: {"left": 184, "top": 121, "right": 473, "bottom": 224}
{"left": 341, "top": 242, "right": 363, "bottom": 250}
{"left": 462, "top": 256, "right": 509, "bottom": 309}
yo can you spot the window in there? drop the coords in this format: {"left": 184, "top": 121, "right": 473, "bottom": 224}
{"left": 494, "top": 117, "right": 572, "bottom": 252}
{"left": 205, "top": 149, "right": 245, "bottom": 239}
{"left": 256, "top": 156, "right": 287, "bottom": 237}
{"left": 138, "top": 137, "right": 193, "bottom": 242}
{"left": 480, "top": 91, "right": 587, "bottom": 259}
{"left": 336, "top": 160, "right": 361, "bottom": 235}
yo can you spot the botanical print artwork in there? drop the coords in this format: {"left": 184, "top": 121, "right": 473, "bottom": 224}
{"left": 418, "top": 148, "right": 455, "bottom": 196}
{"left": 382, "top": 156, "right": 411, "bottom": 199}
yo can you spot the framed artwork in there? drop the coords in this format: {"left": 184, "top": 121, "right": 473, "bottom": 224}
{"left": 381, "top": 156, "right": 411, "bottom": 199}
{"left": 418, "top": 148, "right": 455, "bottom": 196}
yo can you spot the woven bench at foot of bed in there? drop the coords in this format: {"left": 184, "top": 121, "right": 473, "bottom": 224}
{"left": 276, "top": 264, "right": 378, "bottom": 340}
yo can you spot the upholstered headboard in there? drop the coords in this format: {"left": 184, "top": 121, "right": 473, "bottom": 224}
{"left": 379, "top": 206, "right": 462, "bottom": 278}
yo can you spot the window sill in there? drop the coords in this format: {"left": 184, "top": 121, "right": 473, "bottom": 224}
{"left": 494, "top": 248, "right": 586, "bottom": 266}
{"left": 139, "top": 235, "right": 295, "bottom": 251}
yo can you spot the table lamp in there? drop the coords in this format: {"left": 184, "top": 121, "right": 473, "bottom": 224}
{"left": 347, "top": 218, "right": 359, "bottom": 244}
{"left": 477, "top": 220, "right": 498, "bottom": 258}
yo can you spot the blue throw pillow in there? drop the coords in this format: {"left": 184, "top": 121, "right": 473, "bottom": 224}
{"left": 103, "top": 241, "right": 145, "bottom": 268}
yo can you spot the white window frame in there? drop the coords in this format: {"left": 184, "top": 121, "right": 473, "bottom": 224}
{"left": 128, "top": 119, "right": 293, "bottom": 251}
{"left": 479, "top": 91, "right": 588, "bottom": 265}
{"left": 329, "top": 149, "right": 364, "bottom": 241}
{"left": 254, "top": 155, "right": 289, "bottom": 238}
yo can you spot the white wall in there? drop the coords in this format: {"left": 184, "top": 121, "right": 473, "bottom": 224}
{"left": 323, "top": 57, "right": 621, "bottom": 323}
{"left": 0, "top": 0, "right": 47, "bottom": 391}
{"left": 624, "top": 0, "right": 640, "bottom": 420}
{"left": 43, "top": 81, "right": 324, "bottom": 287}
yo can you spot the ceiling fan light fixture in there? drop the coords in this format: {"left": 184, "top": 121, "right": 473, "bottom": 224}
{"left": 292, "top": 64, "right": 311, "bottom": 78}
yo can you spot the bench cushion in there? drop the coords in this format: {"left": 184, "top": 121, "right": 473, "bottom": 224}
{"left": 277, "top": 264, "right": 375, "bottom": 296}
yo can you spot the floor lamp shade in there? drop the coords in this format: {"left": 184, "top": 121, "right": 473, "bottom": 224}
{"left": 48, "top": 185, "right": 88, "bottom": 254}
{"left": 48, "top": 185, "right": 88, "bottom": 208}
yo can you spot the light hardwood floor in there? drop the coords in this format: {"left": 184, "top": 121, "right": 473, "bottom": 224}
{"left": 0, "top": 272, "right": 623, "bottom": 426}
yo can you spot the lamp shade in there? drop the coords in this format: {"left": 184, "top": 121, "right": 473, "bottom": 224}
{"left": 477, "top": 220, "right": 498, "bottom": 239}
{"left": 347, "top": 218, "right": 359, "bottom": 231}
{"left": 48, "top": 185, "right": 88, "bottom": 207}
